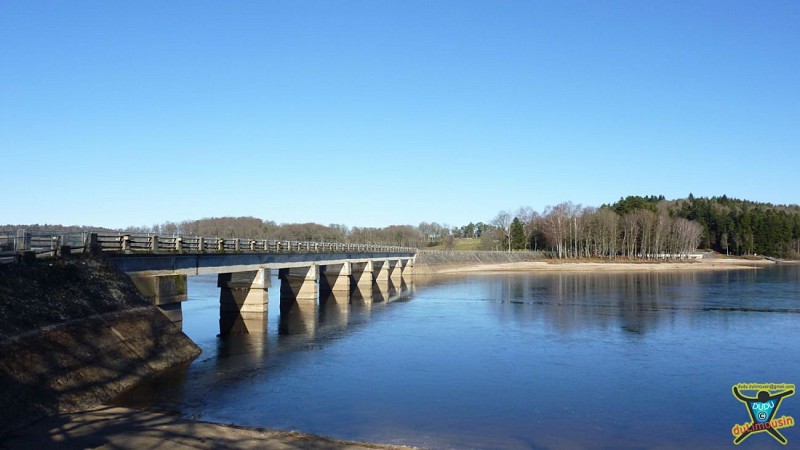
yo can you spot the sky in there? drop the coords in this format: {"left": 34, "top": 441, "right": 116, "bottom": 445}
{"left": 2, "top": 1, "right": 799, "bottom": 230}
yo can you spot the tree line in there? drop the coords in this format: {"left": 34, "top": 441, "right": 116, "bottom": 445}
{"left": 2, "top": 219, "right": 452, "bottom": 248}
{"left": 674, "top": 194, "right": 800, "bottom": 257}
{"left": 123, "top": 218, "right": 436, "bottom": 248}
{"left": 482, "top": 201, "right": 703, "bottom": 259}
{"left": 5, "top": 195, "right": 799, "bottom": 258}
{"left": 482, "top": 195, "right": 800, "bottom": 259}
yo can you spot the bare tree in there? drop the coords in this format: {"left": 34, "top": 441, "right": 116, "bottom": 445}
{"left": 621, "top": 213, "right": 639, "bottom": 258}
{"left": 491, "top": 211, "right": 513, "bottom": 252}
{"left": 591, "top": 208, "right": 619, "bottom": 258}
{"left": 542, "top": 203, "right": 572, "bottom": 258}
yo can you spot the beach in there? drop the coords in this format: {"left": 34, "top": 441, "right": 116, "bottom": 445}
{"left": 1, "top": 406, "right": 414, "bottom": 450}
{"left": 435, "top": 256, "right": 775, "bottom": 274}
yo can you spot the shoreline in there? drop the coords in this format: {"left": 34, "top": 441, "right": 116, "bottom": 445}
{"left": 1, "top": 405, "right": 416, "bottom": 449}
{"left": 433, "top": 257, "right": 776, "bottom": 274}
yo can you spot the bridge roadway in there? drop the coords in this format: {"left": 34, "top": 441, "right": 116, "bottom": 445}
{"left": 82, "top": 233, "right": 418, "bottom": 336}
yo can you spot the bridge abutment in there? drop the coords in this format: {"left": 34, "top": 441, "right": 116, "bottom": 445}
{"left": 217, "top": 269, "right": 270, "bottom": 335}
{"left": 129, "top": 274, "right": 188, "bottom": 327}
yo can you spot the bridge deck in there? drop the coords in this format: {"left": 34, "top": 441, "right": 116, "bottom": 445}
{"left": 110, "top": 251, "right": 417, "bottom": 276}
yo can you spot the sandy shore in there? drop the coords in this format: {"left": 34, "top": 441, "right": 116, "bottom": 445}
{"left": 0, "top": 406, "right": 415, "bottom": 449}
{"left": 436, "top": 257, "right": 775, "bottom": 274}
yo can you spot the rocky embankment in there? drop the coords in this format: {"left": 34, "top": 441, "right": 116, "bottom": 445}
{"left": 413, "top": 250, "right": 542, "bottom": 274}
{"left": 0, "top": 258, "right": 200, "bottom": 433}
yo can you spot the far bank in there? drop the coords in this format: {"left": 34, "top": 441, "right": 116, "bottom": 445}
{"left": 413, "top": 250, "right": 776, "bottom": 275}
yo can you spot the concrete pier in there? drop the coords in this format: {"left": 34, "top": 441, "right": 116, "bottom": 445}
{"left": 350, "top": 261, "right": 373, "bottom": 292}
{"left": 402, "top": 257, "right": 415, "bottom": 278}
{"left": 389, "top": 259, "right": 403, "bottom": 284}
{"left": 129, "top": 274, "right": 188, "bottom": 327}
{"left": 320, "top": 263, "right": 351, "bottom": 298}
{"left": 217, "top": 269, "right": 269, "bottom": 335}
{"left": 278, "top": 266, "right": 318, "bottom": 304}
{"left": 372, "top": 260, "right": 390, "bottom": 299}
{"left": 277, "top": 265, "right": 319, "bottom": 336}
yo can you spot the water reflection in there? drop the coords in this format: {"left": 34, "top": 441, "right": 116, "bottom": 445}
{"left": 219, "top": 311, "right": 268, "bottom": 336}
{"left": 116, "top": 265, "right": 800, "bottom": 449}
{"left": 484, "top": 269, "right": 800, "bottom": 336}
{"left": 350, "top": 285, "right": 373, "bottom": 309}
{"left": 277, "top": 276, "right": 409, "bottom": 337}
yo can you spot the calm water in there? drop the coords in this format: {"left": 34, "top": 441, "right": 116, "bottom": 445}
{"left": 117, "top": 265, "right": 800, "bottom": 449}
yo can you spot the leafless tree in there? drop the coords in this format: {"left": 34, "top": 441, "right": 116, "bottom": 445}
{"left": 491, "top": 210, "right": 513, "bottom": 252}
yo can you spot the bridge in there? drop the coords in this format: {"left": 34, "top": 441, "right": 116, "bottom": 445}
{"left": 3, "top": 230, "right": 417, "bottom": 335}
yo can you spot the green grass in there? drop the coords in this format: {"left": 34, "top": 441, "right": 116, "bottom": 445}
{"left": 424, "top": 238, "right": 483, "bottom": 251}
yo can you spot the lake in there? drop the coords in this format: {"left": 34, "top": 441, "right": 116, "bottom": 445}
{"left": 115, "top": 265, "right": 800, "bottom": 449}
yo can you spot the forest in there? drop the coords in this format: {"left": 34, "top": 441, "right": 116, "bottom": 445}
{"left": 4, "top": 195, "right": 799, "bottom": 259}
{"left": 481, "top": 195, "right": 800, "bottom": 259}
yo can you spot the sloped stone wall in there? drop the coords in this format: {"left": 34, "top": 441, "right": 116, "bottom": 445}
{"left": 0, "top": 259, "right": 200, "bottom": 433}
{"left": 414, "top": 250, "right": 543, "bottom": 274}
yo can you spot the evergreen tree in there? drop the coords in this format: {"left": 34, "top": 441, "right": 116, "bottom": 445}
{"left": 510, "top": 217, "right": 527, "bottom": 250}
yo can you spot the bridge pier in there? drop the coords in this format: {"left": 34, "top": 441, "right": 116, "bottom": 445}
{"left": 402, "top": 257, "right": 415, "bottom": 278}
{"left": 349, "top": 261, "right": 373, "bottom": 304}
{"left": 319, "top": 263, "right": 350, "bottom": 325}
{"left": 278, "top": 265, "right": 318, "bottom": 305}
{"left": 350, "top": 261, "right": 373, "bottom": 291}
{"left": 217, "top": 269, "right": 269, "bottom": 335}
{"left": 389, "top": 259, "right": 403, "bottom": 284}
{"left": 278, "top": 265, "right": 319, "bottom": 336}
{"left": 129, "top": 274, "right": 187, "bottom": 328}
{"left": 373, "top": 260, "right": 390, "bottom": 300}
{"left": 320, "top": 262, "right": 351, "bottom": 301}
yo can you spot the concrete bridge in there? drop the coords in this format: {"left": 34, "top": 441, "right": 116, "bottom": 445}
{"left": 4, "top": 231, "right": 417, "bottom": 335}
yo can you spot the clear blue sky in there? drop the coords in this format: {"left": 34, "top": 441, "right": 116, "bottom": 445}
{"left": 2, "top": 1, "right": 798, "bottom": 230}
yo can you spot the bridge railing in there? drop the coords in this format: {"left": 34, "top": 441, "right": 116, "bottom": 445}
{"left": 89, "top": 232, "right": 416, "bottom": 255}
{"left": 2, "top": 230, "right": 416, "bottom": 258}
{"left": 1, "top": 230, "right": 91, "bottom": 259}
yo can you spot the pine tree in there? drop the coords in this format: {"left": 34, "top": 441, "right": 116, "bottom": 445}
{"left": 510, "top": 217, "right": 527, "bottom": 250}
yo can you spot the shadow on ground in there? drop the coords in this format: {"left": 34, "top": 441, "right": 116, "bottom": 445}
{"left": 0, "top": 405, "right": 412, "bottom": 450}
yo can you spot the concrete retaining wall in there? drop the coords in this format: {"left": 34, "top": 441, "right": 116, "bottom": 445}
{"left": 414, "top": 250, "right": 543, "bottom": 274}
